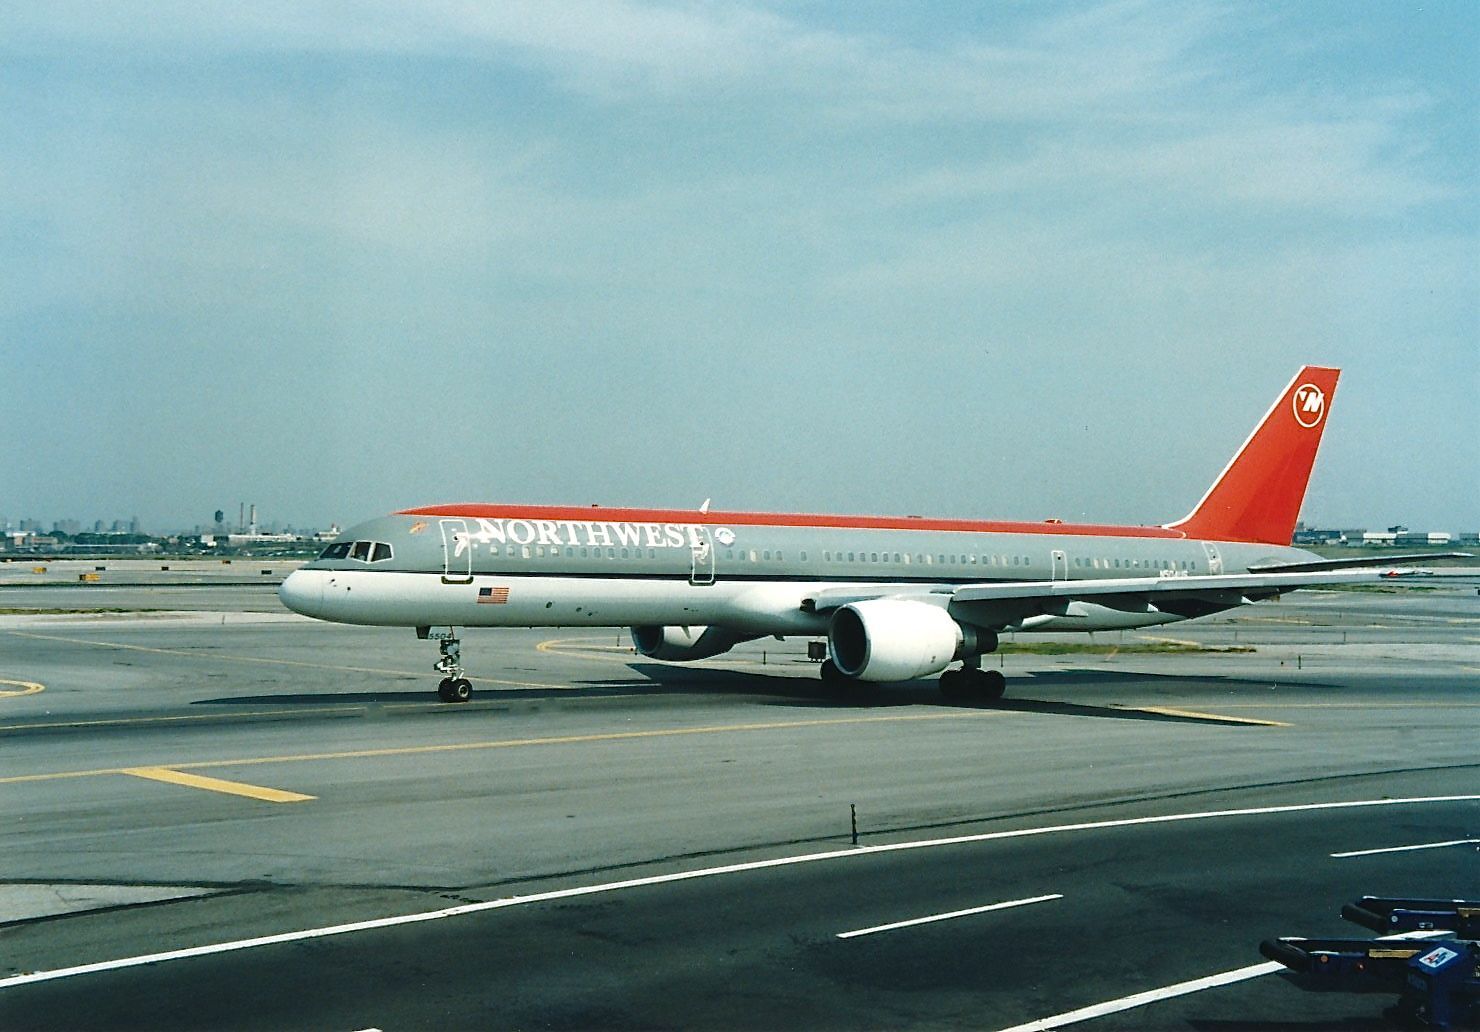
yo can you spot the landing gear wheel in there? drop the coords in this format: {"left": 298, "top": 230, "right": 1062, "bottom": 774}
{"left": 940, "top": 667, "right": 1007, "bottom": 704}
{"left": 820, "top": 659, "right": 878, "bottom": 705}
{"left": 939, "top": 668, "right": 967, "bottom": 703}
{"left": 976, "top": 668, "right": 1006, "bottom": 702}
{"left": 431, "top": 631, "right": 471, "bottom": 702}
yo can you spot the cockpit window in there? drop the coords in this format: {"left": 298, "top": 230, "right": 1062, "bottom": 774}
{"left": 321, "top": 540, "right": 392, "bottom": 562}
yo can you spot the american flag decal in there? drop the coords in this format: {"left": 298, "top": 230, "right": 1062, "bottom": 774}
{"left": 477, "top": 586, "right": 510, "bottom": 605}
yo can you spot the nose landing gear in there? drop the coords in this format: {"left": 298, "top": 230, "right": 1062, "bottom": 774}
{"left": 421, "top": 627, "right": 473, "bottom": 703}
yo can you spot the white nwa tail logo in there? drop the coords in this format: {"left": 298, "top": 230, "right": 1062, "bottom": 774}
{"left": 1292, "top": 383, "right": 1326, "bottom": 428}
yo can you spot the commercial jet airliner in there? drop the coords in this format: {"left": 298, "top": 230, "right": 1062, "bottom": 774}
{"left": 279, "top": 366, "right": 1460, "bottom": 703}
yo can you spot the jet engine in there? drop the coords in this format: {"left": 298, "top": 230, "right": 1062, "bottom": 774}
{"left": 827, "top": 599, "right": 978, "bottom": 682}
{"left": 630, "top": 624, "right": 750, "bottom": 662}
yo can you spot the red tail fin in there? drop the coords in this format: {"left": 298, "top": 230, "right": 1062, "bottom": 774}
{"left": 1164, "top": 366, "right": 1340, "bottom": 545}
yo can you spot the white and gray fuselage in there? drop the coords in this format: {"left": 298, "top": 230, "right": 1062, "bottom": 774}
{"left": 279, "top": 508, "right": 1318, "bottom": 636}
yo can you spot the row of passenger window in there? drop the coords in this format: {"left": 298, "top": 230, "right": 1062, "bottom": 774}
{"left": 319, "top": 540, "right": 393, "bottom": 563}
{"left": 1074, "top": 557, "right": 1197, "bottom": 571}
{"left": 491, "top": 545, "right": 660, "bottom": 560}
{"left": 473, "top": 545, "right": 1198, "bottom": 572}
{"left": 819, "top": 550, "right": 1032, "bottom": 567}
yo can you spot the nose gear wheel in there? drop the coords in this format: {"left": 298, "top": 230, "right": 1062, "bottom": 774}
{"left": 431, "top": 631, "right": 472, "bottom": 702}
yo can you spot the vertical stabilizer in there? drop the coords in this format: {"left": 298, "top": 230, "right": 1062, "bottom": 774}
{"left": 1164, "top": 366, "right": 1340, "bottom": 545}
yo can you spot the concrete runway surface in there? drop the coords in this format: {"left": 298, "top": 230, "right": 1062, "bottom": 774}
{"left": 0, "top": 567, "right": 1475, "bottom": 1029}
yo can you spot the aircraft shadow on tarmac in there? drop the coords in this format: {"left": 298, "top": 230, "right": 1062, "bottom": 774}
{"left": 194, "top": 662, "right": 1310, "bottom": 727}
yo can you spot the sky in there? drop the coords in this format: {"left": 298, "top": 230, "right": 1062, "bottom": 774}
{"left": 2, "top": 0, "right": 1476, "bottom": 534}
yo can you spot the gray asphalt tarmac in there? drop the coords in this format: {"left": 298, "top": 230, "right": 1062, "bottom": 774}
{"left": 0, "top": 573, "right": 1475, "bottom": 1030}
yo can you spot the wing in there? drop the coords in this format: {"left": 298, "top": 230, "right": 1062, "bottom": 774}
{"left": 1249, "top": 552, "right": 1470, "bottom": 573}
{"left": 803, "top": 568, "right": 1437, "bottom": 632}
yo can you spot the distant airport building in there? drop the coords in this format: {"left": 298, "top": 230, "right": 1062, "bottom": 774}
{"left": 1293, "top": 523, "right": 1471, "bottom": 548}
{"left": 200, "top": 533, "right": 298, "bottom": 548}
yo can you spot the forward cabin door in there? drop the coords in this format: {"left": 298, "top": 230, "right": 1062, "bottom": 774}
{"left": 1051, "top": 549, "right": 1068, "bottom": 581}
{"left": 689, "top": 528, "right": 715, "bottom": 586}
{"left": 440, "top": 519, "right": 474, "bottom": 584}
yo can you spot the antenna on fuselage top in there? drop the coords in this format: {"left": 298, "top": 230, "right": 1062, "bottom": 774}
{"left": 700, "top": 498, "right": 711, "bottom": 513}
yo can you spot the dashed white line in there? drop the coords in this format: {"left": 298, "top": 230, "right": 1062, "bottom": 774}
{"left": 837, "top": 894, "right": 1061, "bottom": 939}
{"left": 1331, "top": 838, "right": 1480, "bottom": 858}
{"left": 1, "top": 793, "right": 1475, "bottom": 991}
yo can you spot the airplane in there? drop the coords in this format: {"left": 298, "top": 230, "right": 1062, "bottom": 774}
{"left": 278, "top": 366, "right": 1464, "bottom": 703}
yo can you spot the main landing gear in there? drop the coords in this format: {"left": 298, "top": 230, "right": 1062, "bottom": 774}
{"left": 938, "top": 664, "right": 1006, "bottom": 704}
{"left": 421, "top": 627, "right": 472, "bottom": 703}
{"left": 940, "top": 636, "right": 1006, "bottom": 704}
{"left": 816, "top": 655, "right": 1006, "bottom": 705}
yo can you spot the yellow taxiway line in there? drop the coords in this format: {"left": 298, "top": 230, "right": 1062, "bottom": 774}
{"left": 1, "top": 629, "right": 561, "bottom": 690}
{"left": 1113, "top": 705, "right": 1290, "bottom": 727}
{"left": 123, "top": 767, "right": 314, "bottom": 803}
{"left": 0, "top": 712, "right": 1007, "bottom": 789}
{"left": 0, "top": 678, "right": 45, "bottom": 699}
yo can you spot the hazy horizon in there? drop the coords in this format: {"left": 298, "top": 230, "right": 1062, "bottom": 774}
{"left": 3, "top": 2, "right": 1476, "bottom": 533}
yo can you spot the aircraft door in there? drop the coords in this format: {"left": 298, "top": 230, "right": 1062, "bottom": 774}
{"left": 689, "top": 528, "right": 715, "bottom": 586}
{"left": 440, "top": 519, "right": 474, "bottom": 584}
{"left": 1201, "top": 541, "right": 1224, "bottom": 575}
{"left": 1051, "top": 549, "right": 1068, "bottom": 581}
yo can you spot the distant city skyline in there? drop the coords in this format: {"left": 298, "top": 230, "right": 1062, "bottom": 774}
{"left": 3, "top": 3, "right": 1475, "bottom": 531}
{"left": 2, "top": 509, "right": 1474, "bottom": 543}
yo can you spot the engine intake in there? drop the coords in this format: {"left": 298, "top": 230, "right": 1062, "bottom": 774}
{"left": 828, "top": 599, "right": 975, "bottom": 682}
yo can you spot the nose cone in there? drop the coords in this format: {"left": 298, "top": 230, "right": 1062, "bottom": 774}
{"left": 278, "top": 569, "right": 324, "bottom": 618}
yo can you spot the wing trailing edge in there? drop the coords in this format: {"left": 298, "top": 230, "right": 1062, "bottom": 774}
{"left": 1249, "top": 552, "right": 1472, "bottom": 573}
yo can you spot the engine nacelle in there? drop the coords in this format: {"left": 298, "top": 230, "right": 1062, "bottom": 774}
{"left": 828, "top": 599, "right": 975, "bottom": 682}
{"left": 630, "top": 624, "right": 748, "bottom": 662}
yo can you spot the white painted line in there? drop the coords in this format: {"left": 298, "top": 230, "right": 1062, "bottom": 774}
{"left": 1, "top": 793, "right": 1475, "bottom": 991}
{"left": 995, "top": 929, "right": 1454, "bottom": 1032}
{"left": 996, "top": 961, "right": 1283, "bottom": 1032}
{"left": 1331, "top": 838, "right": 1480, "bottom": 858}
{"left": 838, "top": 894, "right": 1061, "bottom": 939}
